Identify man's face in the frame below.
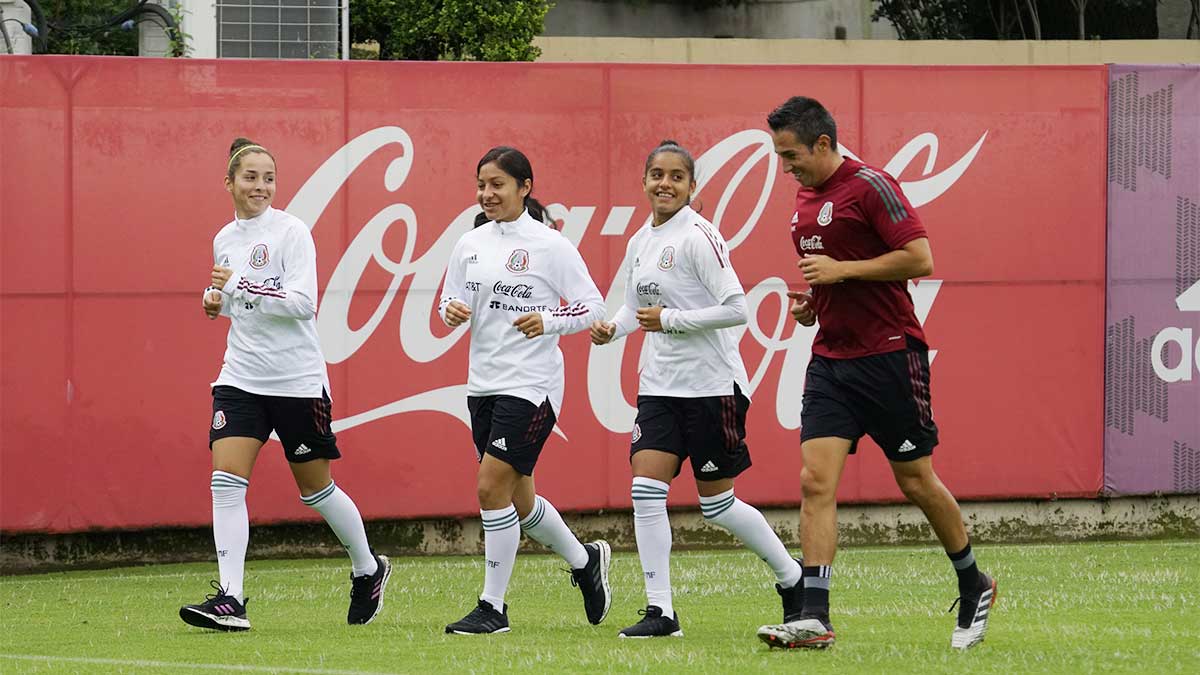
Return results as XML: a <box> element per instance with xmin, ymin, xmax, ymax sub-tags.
<box><xmin>772</xmin><ymin>129</ymin><xmax>829</xmax><ymax>188</ymax></box>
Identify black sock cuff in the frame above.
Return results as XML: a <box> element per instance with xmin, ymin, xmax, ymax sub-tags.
<box><xmin>948</xmin><ymin>542</ymin><xmax>973</xmax><ymax>562</ymax></box>
<box><xmin>802</xmin><ymin>565</ymin><xmax>832</xmax><ymax>579</ymax></box>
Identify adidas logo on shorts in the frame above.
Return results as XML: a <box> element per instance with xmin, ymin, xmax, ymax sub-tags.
<box><xmin>294</xmin><ymin>444</ymin><xmax>312</xmax><ymax>455</ymax></box>
<box><xmin>700</xmin><ymin>461</ymin><xmax>719</xmax><ymax>473</ymax></box>
<box><xmin>897</xmin><ymin>439</ymin><xmax>916</xmax><ymax>454</ymax></box>
<box><xmin>492</xmin><ymin>437</ymin><xmax>507</xmax><ymax>451</ymax></box>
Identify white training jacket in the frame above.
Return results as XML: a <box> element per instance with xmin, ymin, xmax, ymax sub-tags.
<box><xmin>609</xmin><ymin>205</ymin><xmax>750</xmax><ymax>398</ymax></box>
<box><xmin>206</xmin><ymin>206</ymin><xmax>329</xmax><ymax>398</ymax></box>
<box><xmin>438</xmin><ymin>209</ymin><xmax>605</xmax><ymax>416</ymax></box>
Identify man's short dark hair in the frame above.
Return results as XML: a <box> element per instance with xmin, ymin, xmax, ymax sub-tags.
<box><xmin>767</xmin><ymin>96</ymin><xmax>838</xmax><ymax>150</ymax></box>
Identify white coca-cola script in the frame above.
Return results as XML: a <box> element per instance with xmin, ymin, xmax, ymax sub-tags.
<box><xmin>284</xmin><ymin>127</ymin><xmax>983</xmax><ymax>436</ymax></box>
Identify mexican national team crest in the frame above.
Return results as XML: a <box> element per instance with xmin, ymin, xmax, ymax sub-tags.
<box><xmin>506</xmin><ymin>249</ymin><xmax>529</xmax><ymax>274</ymax></box>
<box><xmin>631</xmin><ymin>423</ymin><xmax>641</xmax><ymax>444</ymax></box>
<box><xmin>212</xmin><ymin>410</ymin><xmax>226</xmax><ymax>430</ymax></box>
<box><xmin>658</xmin><ymin>246</ymin><xmax>676</xmax><ymax>271</ymax></box>
<box><xmin>817</xmin><ymin>201</ymin><xmax>834</xmax><ymax>226</ymax></box>
<box><xmin>249</xmin><ymin>243</ymin><xmax>270</xmax><ymax>269</ymax></box>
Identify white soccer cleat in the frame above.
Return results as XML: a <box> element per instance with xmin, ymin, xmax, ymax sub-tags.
<box><xmin>756</xmin><ymin>616</ymin><xmax>835</xmax><ymax>649</ymax></box>
<box><xmin>951</xmin><ymin>575</ymin><xmax>997</xmax><ymax>650</ymax></box>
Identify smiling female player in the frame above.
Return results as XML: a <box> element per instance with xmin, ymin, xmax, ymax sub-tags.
<box><xmin>592</xmin><ymin>140</ymin><xmax>804</xmax><ymax>638</ymax></box>
<box><xmin>180</xmin><ymin>138</ymin><xmax>390</xmax><ymax>632</ymax></box>
<box><xmin>439</xmin><ymin>146</ymin><xmax>612</xmax><ymax>635</ymax></box>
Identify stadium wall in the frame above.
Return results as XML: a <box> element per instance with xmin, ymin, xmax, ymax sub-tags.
<box><xmin>0</xmin><ymin>55</ymin><xmax>1132</xmax><ymax>535</ymax></box>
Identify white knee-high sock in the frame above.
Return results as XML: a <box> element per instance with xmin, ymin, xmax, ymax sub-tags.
<box><xmin>632</xmin><ymin>477</ymin><xmax>673</xmax><ymax>616</ymax></box>
<box><xmin>301</xmin><ymin>481</ymin><xmax>378</xmax><ymax>577</ymax></box>
<box><xmin>211</xmin><ymin>470</ymin><xmax>249</xmax><ymax>603</ymax></box>
<box><xmin>520</xmin><ymin>495</ymin><xmax>589</xmax><ymax>569</ymax></box>
<box><xmin>480</xmin><ymin>505</ymin><xmax>520</xmax><ymax>612</ymax></box>
<box><xmin>700</xmin><ymin>488</ymin><xmax>802</xmax><ymax>588</ymax></box>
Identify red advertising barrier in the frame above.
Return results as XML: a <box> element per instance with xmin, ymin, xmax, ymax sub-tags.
<box><xmin>0</xmin><ymin>58</ymin><xmax>1107</xmax><ymax>533</ymax></box>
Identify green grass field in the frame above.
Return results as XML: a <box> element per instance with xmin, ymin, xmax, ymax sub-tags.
<box><xmin>2</xmin><ymin>541</ymin><xmax>1198</xmax><ymax>674</ymax></box>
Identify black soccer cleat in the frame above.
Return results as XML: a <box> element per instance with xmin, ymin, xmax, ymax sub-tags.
<box><xmin>179</xmin><ymin>580</ymin><xmax>251</xmax><ymax>632</ymax></box>
<box><xmin>347</xmin><ymin>553</ymin><xmax>392</xmax><ymax>625</ymax></box>
<box><xmin>618</xmin><ymin>606</ymin><xmax>683</xmax><ymax>638</ymax></box>
<box><xmin>570</xmin><ymin>540</ymin><xmax>612</xmax><ymax>625</ymax></box>
<box><xmin>445</xmin><ymin>599</ymin><xmax>511</xmax><ymax>635</ymax></box>
<box><xmin>756</xmin><ymin>613</ymin><xmax>835</xmax><ymax>649</ymax></box>
<box><xmin>951</xmin><ymin>574</ymin><xmax>997</xmax><ymax>650</ymax></box>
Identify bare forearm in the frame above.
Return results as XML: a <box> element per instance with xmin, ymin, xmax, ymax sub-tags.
<box><xmin>841</xmin><ymin>248</ymin><xmax>932</xmax><ymax>281</ymax></box>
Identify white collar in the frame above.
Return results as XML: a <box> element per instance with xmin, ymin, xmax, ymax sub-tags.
<box><xmin>494</xmin><ymin>209</ymin><xmax>541</xmax><ymax>235</ymax></box>
<box><xmin>649</xmin><ymin>204</ymin><xmax>694</xmax><ymax>233</ymax></box>
<box><xmin>234</xmin><ymin>206</ymin><xmax>273</xmax><ymax>228</ymax></box>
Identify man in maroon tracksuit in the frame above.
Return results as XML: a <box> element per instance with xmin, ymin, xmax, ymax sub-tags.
<box><xmin>755</xmin><ymin>96</ymin><xmax>996</xmax><ymax>652</ymax></box>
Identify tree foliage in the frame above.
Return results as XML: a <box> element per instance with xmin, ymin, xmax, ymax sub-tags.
<box><xmin>38</xmin><ymin>0</ymin><xmax>140</xmax><ymax>55</ymax></box>
<box><xmin>351</xmin><ymin>0</ymin><xmax>553</xmax><ymax>61</ymax></box>
<box><xmin>871</xmin><ymin>0</ymin><xmax>973</xmax><ymax>39</ymax></box>
<box><xmin>872</xmin><ymin>0</ymin><xmax>1158</xmax><ymax>40</ymax></box>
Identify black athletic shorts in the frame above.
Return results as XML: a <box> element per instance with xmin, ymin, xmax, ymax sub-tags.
<box><xmin>800</xmin><ymin>335</ymin><xmax>938</xmax><ymax>462</ymax></box>
<box><xmin>630</xmin><ymin>384</ymin><xmax>752</xmax><ymax>481</ymax></box>
<box><xmin>467</xmin><ymin>395</ymin><xmax>556</xmax><ymax>476</ymax></box>
<box><xmin>209</xmin><ymin>385</ymin><xmax>340</xmax><ymax>463</ymax></box>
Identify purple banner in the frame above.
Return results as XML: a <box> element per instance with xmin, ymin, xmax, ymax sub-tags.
<box><xmin>1105</xmin><ymin>65</ymin><xmax>1200</xmax><ymax>496</ymax></box>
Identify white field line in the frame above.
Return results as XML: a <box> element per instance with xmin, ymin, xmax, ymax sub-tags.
<box><xmin>0</xmin><ymin>654</ymin><xmax>404</xmax><ymax>675</ymax></box>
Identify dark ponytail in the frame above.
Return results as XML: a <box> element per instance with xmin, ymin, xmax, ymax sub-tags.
<box><xmin>524</xmin><ymin>197</ymin><xmax>551</xmax><ymax>226</ymax></box>
<box><xmin>474</xmin><ymin>146</ymin><xmax>556</xmax><ymax>229</ymax></box>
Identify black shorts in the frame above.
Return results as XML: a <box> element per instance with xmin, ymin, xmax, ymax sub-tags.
<box><xmin>467</xmin><ymin>395</ymin><xmax>556</xmax><ymax>476</ymax></box>
<box><xmin>800</xmin><ymin>335</ymin><xmax>938</xmax><ymax>462</ymax></box>
<box><xmin>630</xmin><ymin>384</ymin><xmax>752</xmax><ymax>481</ymax></box>
<box><xmin>209</xmin><ymin>385</ymin><xmax>340</xmax><ymax>463</ymax></box>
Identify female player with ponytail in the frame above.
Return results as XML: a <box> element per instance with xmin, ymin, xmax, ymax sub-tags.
<box><xmin>180</xmin><ymin>138</ymin><xmax>390</xmax><ymax>632</ymax></box>
<box><xmin>439</xmin><ymin>146</ymin><xmax>612</xmax><ymax>634</ymax></box>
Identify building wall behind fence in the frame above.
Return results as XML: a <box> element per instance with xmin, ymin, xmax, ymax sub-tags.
<box><xmin>533</xmin><ymin>37</ymin><xmax>1200</xmax><ymax>65</ymax></box>
<box><xmin>542</xmin><ymin>0</ymin><xmax>897</xmax><ymax>40</ymax></box>
<box><xmin>1</xmin><ymin>57</ymin><xmax>1109</xmax><ymax>533</ymax></box>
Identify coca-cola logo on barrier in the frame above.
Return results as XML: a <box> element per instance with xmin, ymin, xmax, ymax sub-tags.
<box><xmin>283</xmin><ymin>126</ymin><xmax>987</xmax><ymax>437</ymax></box>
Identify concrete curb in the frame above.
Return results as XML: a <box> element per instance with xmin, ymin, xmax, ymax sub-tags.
<box><xmin>2</xmin><ymin>495</ymin><xmax>1196</xmax><ymax>574</ymax></box>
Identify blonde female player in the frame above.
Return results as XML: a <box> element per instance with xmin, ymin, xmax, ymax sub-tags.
<box><xmin>439</xmin><ymin>146</ymin><xmax>612</xmax><ymax>635</ymax></box>
<box><xmin>179</xmin><ymin>138</ymin><xmax>390</xmax><ymax>632</ymax></box>
<box><xmin>591</xmin><ymin>140</ymin><xmax>804</xmax><ymax>638</ymax></box>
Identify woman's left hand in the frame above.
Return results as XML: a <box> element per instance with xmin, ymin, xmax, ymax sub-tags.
<box><xmin>202</xmin><ymin>289</ymin><xmax>224</xmax><ymax>319</ymax></box>
<box><xmin>636</xmin><ymin>306</ymin><xmax>664</xmax><ymax>332</ymax></box>
<box><xmin>514</xmin><ymin>312</ymin><xmax>544</xmax><ymax>338</ymax></box>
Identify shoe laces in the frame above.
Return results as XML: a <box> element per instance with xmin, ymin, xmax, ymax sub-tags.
<box><xmin>204</xmin><ymin>579</ymin><xmax>231</xmax><ymax>602</ymax></box>
<box><xmin>470</xmin><ymin>599</ymin><xmax>498</xmax><ymax>618</ymax></box>
<box><xmin>947</xmin><ymin>596</ymin><xmax>976</xmax><ymax>628</ymax></box>
<box><xmin>568</xmin><ymin>565</ymin><xmax>587</xmax><ymax>588</ymax></box>
<box><xmin>350</xmin><ymin>573</ymin><xmax>373</xmax><ymax>601</ymax></box>
<box><xmin>637</xmin><ymin>606</ymin><xmax>663</xmax><ymax>620</ymax></box>
<box><xmin>350</xmin><ymin>555</ymin><xmax>384</xmax><ymax>601</ymax></box>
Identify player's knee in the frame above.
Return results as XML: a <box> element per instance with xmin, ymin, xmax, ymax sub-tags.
<box><xmin>800</xmin><ymin>467</ymin><xmax>835</xmax><ymax>501</ymax></box>
<box><xmin>475</xmin><ymin>481</ymin><xmax>495</xmax><ymax>506</ymax></box>
<box><xmin>212</xmin><ymin>459</ymin><xmax>250</xmax><ymax>479</ymax></box>
<box><xmin>895</xmin><ymin>472</ymin><xmax>933</xmax><ymax>502</ymax></box>
<box><xmin>296</xmin><ymin>477</ymin><xmax>330</xmax><ymax>499</ymax></box>
<box><xmin>476</xmin><ymin>478</ymin><xmax>510</xmax><ymax>508</ymax></box>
